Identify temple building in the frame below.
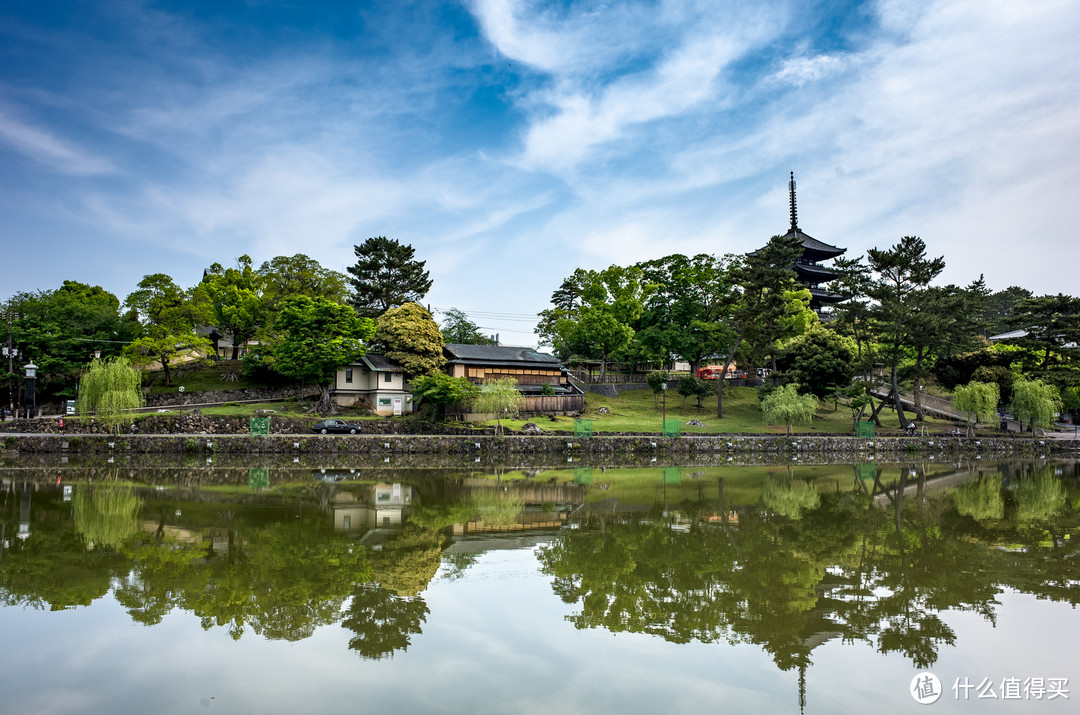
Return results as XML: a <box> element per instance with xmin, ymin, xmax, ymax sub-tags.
<box><xmin>761</xmin><ymin>172</ymin><xmax>847</xmax><ymax>311</ymax></box>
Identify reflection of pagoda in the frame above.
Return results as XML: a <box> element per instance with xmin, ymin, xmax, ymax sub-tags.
<box><xmin>772</xmin><ymin>172</ymin><xmax>846</xmax><ymax>311</ymax></box>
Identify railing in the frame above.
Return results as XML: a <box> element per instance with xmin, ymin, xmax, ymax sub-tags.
<box><xmin>445</xmin><ymin>392</ymin><xmax>584</xmax><ymax>421</ymax></box>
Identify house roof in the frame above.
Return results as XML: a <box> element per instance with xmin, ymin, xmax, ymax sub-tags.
<box><xmin>360</xmin><ymin>353</ymin><xmax>403</xmax><ymax>372</ymax></box>
<box><xmin>443</xmin><ymin>344</ymin><xmax>565</xmax><ymax>368</ymax></box>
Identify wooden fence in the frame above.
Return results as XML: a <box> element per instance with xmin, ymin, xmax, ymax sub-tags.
<box><xmin>446</xmin><ymin>392</ymin><xmax>585</xmax><ymax>421</ymax></box>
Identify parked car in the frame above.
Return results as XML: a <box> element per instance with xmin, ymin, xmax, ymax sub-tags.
<box><xmin>312</xmin><ymin>419</ymin><xmax>360</xmax><ymax>434</ymax></box>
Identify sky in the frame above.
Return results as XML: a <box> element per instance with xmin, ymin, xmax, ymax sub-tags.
<box><xmin>1</xmin><ymin>0</ymin><xmax>1078</xmax><ymax>346</ymax></box>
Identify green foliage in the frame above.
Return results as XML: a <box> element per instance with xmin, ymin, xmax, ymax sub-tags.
<box><xmin>537</xmin><ymin>265</ymin><xmax>655</xmax><ymax>380</ymax></box>
<box><xmin>952</xmin><ymin>381</ymin><xmax>1000</xmax><ymax>427</ymax></box>
<box><xmin>410</xmin><ymin>373</ymin><xmax>479</xmax><ymax>421</ymax></box>
<box><xmin>77</xmin><ymin>357</ymin><xmax>145</xmax><ymax>433</ymax></box>
<box><xmin>760</xmin><ymin>383</ymin><xmax>818</xmax><ymax>435</ymax></box>
<box><xmin>257</xmin><ymin>253</ymin><xmax>348</xmax><ymax>316</ymax></box>
<box><xmin>1009</xmin><ymin>293</ymin><xmax>1080</xmax><ymax>371</ymax></box>
<box><xmin>762</xmin><ymin>475</ymin><xmax>820</xmax><ymax>519</ymax></box>
<box><xmin>193</xmin><ymin>255</ymin><xmax>263</xmax><ymax>360</ymax></box>
<box><xmin>375</xmin><ymin>302</ymin><xmax>445</xmax><ymax>380</ymax></box>
<box><xmin>474</xmin><ymin>377</ymin><xmax>525</xmax><ymax>434</ymax></box>
<box><xmin>1008</xmin><ymin>378</ymin><xmax>1062</xmax><ymax>433</ymax></box>
<box><xmin>347</xmin><ymin>236</ymin><xmax>432</xmax><ymax>318</ymax></box>
<box><xmin>124</xmin><ymin>273</ymin><xmax>212</xmax><ymax>386</ymax></box>
<box><xmin>73</xmin><ymin>483</ymin><xmax>143</xmax><ymax>550</ymax></box>
<box><xmin>933</xmin><ymin>348</ymin><xmax>1012</xmax><ymax>390</ymax></box>
<box><xmin>971</xmin><ymin>365</ymin><xmax>1016</xmax><ymax>404</ymax></box>
<box><xmin>635</xmin><ymin>253</ymin><xmax>739</xmax><ymax>369</ymax></box>
<box><xmin>439</xmin><ymin>308</ymin><xmax>495</xmax><ymax>345</ymax></box>
<box><xmin>776</xmin><ymin>326</ymin><xmax>855</xmax><ymax>398</ymax></box>
<box><xmin>953</xmin><ymin>478</ymin><xmax>1004</xmax><ymax>522</ymax></box>
<box><xmin>6</xmin><ymin>281</ymin><xmax>137</xmax><ymax>399</ymax></box>
<box><xmin>272</xmin><ymin>296</ymin><xmax>374</xmax><ymax>413</ymax></box>
<box><xmin>676</xmin><ymin>374</ymin><xmax>714</xmax><ymax>407</ymax></box>
<box><xmin>1011</xmin><ymin>472</ymin><xmax>1066</xmax><ymax>522</ymax></box>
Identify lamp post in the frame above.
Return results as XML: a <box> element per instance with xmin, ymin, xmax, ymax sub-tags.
<box><xmin>24</xmin><ymin>362</ymin><xmax>37</xmax><ymax>419</ymax></box>
<box><xmin>178</xmin><ymin>386</ymin><xmax>185</xmax><ymax>419</ymax></box>
<box><xmin>661</xmin><ymin>382</ymin><xmax>667</xmax><ymax>434</ymax></box>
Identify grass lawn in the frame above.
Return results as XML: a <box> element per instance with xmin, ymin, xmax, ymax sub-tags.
<box><xmin>490</xmin><ymin>385</ymin><xmax>959</xmax><ymax>435</ymax></box>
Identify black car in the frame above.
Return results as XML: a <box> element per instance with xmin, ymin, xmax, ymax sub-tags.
<box><xmin>312</xmin><ymin>419</ymin><xmax>360</xmax><ymax>434</ymax></box>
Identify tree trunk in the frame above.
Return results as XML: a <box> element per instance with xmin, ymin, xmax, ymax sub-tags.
<box><xmin>312</xmin><ymin>385</ymin><xmax>337</xmax><ymax>415</ymax></box>
<box><xmin>715</xmin><ymin>329</ymin><xmax>745</xmax><ymax>419</ymax></box>
<box><xmin>890</xmin><ymin>364</ymin><xmax>907</xmax><ymax>427</ymax></box>
<box><xmin>161</xmin><ymin>353</ymin><xmax>172</xmax><ymax>387</ymax></box>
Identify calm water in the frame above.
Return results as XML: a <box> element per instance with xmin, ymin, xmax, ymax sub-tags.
<box><xmin>2</xmin><ymin>457</ymin><xmax>1079</xmax><ymax>714</ymax></box>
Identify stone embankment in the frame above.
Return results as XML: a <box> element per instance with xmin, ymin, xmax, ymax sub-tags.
<box><xmin>2</xmin><ymin>430</ymin><xmax>1076</xmax><ymax>459</ymax></box>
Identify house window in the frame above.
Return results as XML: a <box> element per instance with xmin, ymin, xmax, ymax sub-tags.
<box><xmin>345</xmin><ymin>367</ymin><xmax>353</xmax><ymax>383</ymax></box>
<box><xmin>379</xmin><ymin>398</ymin><xmax>392</xmax><ymax>407</ymax></box>
<box><xmin>384</xmin><ymin>372</ymin><xmax>392</xmax><ymax>383</ymax></box>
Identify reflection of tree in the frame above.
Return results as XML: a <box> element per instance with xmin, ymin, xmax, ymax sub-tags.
<box><xmin>342</xmin><ymin>582</ymin><xmax>429</xmax><ymax>660</ymax></box>
<box><xmin>0</xmin><ymin>524</ymin><xmax>124</xmax><ymax>610</ymax></box>
<box><xmin>1011</xmin><ymin>471</ymin><xmax>1066</xmax><ymax>523</ymax></box>
<box><xmin>369</xmin><ymin>525</ymin><xmax>447</xmax><ymax>597</ymax></box>
<box><xmin>953</xmin><ymin>477</ymin><xmax>1004</xmax><ymax>522</ymax></box>
<box><xmin>539</xmin><ymin>468</ymin><xmax>1080</xmax><ymax>678</ymax></box>
<box><xmin>440</xmin><ymin>552</ymin><xmax>480</xmax><ymax>581</ymax></box>
<box><xmin>73</xmin><ymin>482</ymin><xmax>142</xmax><ymax>550</ymax></box>
<box><xmin>761</xmin><ymin>474</ymin><xmax>819</xmax><ymax>520</ymax></box>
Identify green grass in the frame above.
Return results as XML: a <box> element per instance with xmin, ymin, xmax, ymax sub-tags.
<box><xmin>492</xmin><ymin>385</ymin><xmax>959</xmax><ymax>435</ymax></box>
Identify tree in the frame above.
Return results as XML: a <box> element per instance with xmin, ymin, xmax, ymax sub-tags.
<box><xmin>951</xmin><ymin>381</ymin><xmax>1000</xmax><ymax>436</ymax></box>
<box><xmin>375</xmin><ymin>303</ymin><xmax>444</xmax><ymax>380</ymax></box>
<box><xmin>194</xmin><ymin>255</ymin><xmax>264</xmax><ymax>360</ymax></box>
<box><xmin>716</xmin><ymin>234</ymin><xmax>803</xmax><ymax>418</ymax></box>
<box><xmin>635</xmin><ymin>253</ymin><xmax>739</xmax><ymax>372</ymax></box>
<box><xmin>1010</xmin><ymin>294</ymin><xmax>1080</xmax><ymax>371</ymax></box>
<box><xmin>76</xmin><ymin>357</ymin><xmax>145</xmax><ymax>433</ymax></box>
<box><xmin>6</xmin><ymin>282</ymin><xmax>137</xmax><ymax>400</ymax></box>
<box><xmin>439</xmin><ymin>308</ymin><xmax>495</xmax><ymax>345</ymax></box>
<box><xmin>271</xmin><ymin>296</ymin><xmax>375</xmax><ymax>414</ymax></box>
<box><xmin>646</xmin><ymin>370</ymin><xmax>670</xmax><ymax>408</ymax></box>
<box><xmin>866</xmin><ymin>236</ymin><xmax>946</xmax><ymax>426</ymax></box>
<box><xmin>257</xmin><ymin>254</ymin><xmax>348</xmax><ymax>312</ymax></box>
<box><xmin>760</xmin><ymin>383</ymin><xmax>818</xmax><ymax>435</ymax></box>
<box><xmin>473</xmin><ymin>377</ymin><xmax>525</xmax><ymax>435</ymax></box>
<box><xmin>347</xmin><ymin>237</ymin><xmax>432</xmax><ymax>318</ymax></box>
<box><xmin>1008</xmin><ymin>378</ymin><xmax>1062</xmax><ymax>434</ymax></box>
<box><xmin>537</xmin><ymin>265</ymin><xmax>655</xmax><ymax>381</ymax></box>
<box><xmin>775</xmin><ymin>326</ymin><xmax>856</xmax><ymax>398</ymax></box>
<box><xmin>410</xmin><ymin>373</ymin><xmax>478</xmax><ymax>422</ymax></box>
<box><xmin>124</xmin><ymin>274</ymin><xmax>212</xmax><ymax>387</ymax></box>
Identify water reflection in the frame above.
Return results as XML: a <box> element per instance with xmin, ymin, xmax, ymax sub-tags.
<box><xmin>1</xmin><ymin>459</ymin><xmax>1078</xmax><ymax>687</ymax></box>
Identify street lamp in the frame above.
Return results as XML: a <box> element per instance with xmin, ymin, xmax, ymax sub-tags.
<box><xmin>661</xmin><ymin>382</ymin><xmax>667</xmax><ymax>433</ymax></box>
<box><xmin>178</xmin><ymin>385</ymin><xmax>185</xmax><ymax>419</ymax></box>
<box><xmin>24</xmin><ymin>362</ymin><xmax>37</xmax><ymax>419</ymax></box>
<box><xmin>93</xmin><ymin>349</ymin><xmax>101</xmax><ymax>360</ymax></box>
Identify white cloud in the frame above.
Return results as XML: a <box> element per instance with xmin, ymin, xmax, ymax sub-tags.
<box><xmin>0</xmin><ymin>108</ymin><xmax>114</xmax><ymax>175</ymax></box>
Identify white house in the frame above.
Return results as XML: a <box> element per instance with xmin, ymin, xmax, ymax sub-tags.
<box><xmin>332</xmin><ymin>353</ymin><xmax>414</xmax><ymax>415</ymax></box>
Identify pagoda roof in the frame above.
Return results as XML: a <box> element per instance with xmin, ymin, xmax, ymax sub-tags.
<box><xmin>793</xmin><ymin>261</ymin><xmax>840</xmax><ymax>282</ymax></box>
<box><xmin>782</xmin><ymin>226</ymin><xmax>846</xmax><ymax>261</ymax></box>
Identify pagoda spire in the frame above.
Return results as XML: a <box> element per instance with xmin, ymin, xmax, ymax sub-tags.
<box><xmin>789</xmin><ymin>171</ymin><xmax>798</xmax><ymax>230</ymax></box>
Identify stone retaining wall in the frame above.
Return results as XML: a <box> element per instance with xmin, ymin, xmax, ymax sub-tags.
<box><xmin>2</xmin><ymin>432</ymin><xmax>1076</xmax><ymax>459</ymax></box>
<box><xmin>144</xmin><ymin>385</ymin><xmax>319</xmax><ymax>407</ymax></box>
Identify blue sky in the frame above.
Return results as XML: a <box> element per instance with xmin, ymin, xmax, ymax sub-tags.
<box><xmin>2</xmin><ymin>0</ymin><xmax>1078</xmax><ymax>345</ymax></box>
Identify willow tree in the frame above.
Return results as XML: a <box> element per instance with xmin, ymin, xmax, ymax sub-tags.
<box><xmin>760</xmin><ymin>383</ymin><xmax>818</xmax><ymax>435</ymax></box>
<box><xmin>1009</xmin><ymin>378</ymin><xmax>1061</xmax><ymax>435</ymax></box>
<box><xmin>474</xmin><ymin>377</ymin><xmax>525</xmax><ymax>435</ymax></box>
<box><xmin>951</xmin><ymin>381</ymin><xmax>1000</xmax><ymax>436</ymax></box>
<box><xmin>77</xmin><ymin>357</ymin><xmax>145</xmax><ymax>433</ymax></box>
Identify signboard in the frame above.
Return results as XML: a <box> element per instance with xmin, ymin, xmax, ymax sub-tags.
<box><xmin>65</xmin><ymin>400</ymin><xmax>76</xmax><ymax>416</ymax></box>
<box><xmin>393</xmin><ymin>398</ymin><xmax>402</xmax><ymax>416</ymax></box>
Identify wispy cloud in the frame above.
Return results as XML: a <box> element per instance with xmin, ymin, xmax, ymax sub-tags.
<box><xmin>0</xmin><ymin>107</ymin><xmax>114</xmax><ymax>175</ymax></box>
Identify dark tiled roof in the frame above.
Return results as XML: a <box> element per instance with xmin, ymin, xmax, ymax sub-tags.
<box><xmin>781</xmin><ymin>227</ymin><xmax>846</xmax><ymax>260</ymax></box>
<box><xmin>361</xmin><ymin>353</ymin><xmax>402</xmax><ymax>371</ymax></box>
<box><xmin>443</xmin><ymin>344</ymin><xmax>564</xmax><ymax>367</ymax></box>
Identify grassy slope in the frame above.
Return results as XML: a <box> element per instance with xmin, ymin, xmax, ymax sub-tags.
<box><xmin>493</xmin><ymin>385</ymin><xmax>957</xmax><ymax>435</ymax></box>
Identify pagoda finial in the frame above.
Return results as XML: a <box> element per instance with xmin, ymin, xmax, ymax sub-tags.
<box><xmin>789</xmin><ymin>171</ymin><xmax>798</xmax><ymax>231</ymax></box>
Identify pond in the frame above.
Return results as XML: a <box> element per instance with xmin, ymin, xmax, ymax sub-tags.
<box><xmin>2</xmin><ymin>456</ymin><xmax>1079</xmax><ymax>713</ymax></box>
